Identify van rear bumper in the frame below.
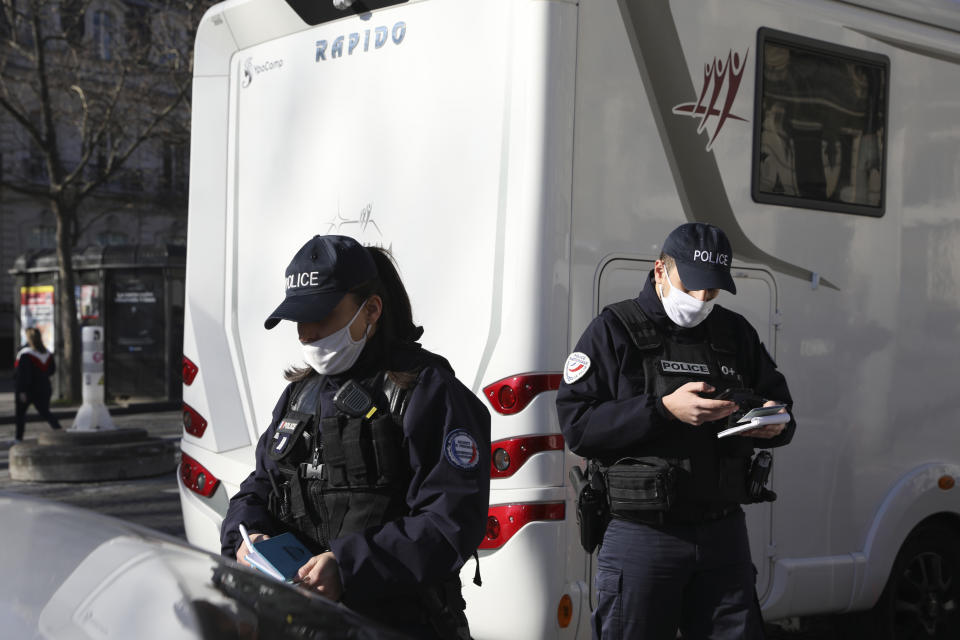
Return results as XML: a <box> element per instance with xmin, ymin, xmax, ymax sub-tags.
<box><xmin>461</xmin><ymin>520</ymin><xmax>586</xmax><ymax>639</ymax></box>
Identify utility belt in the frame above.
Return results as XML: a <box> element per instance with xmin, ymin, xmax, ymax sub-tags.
<box><xmin>571</xmin><ymin>452</ymin><xmax>776</xmax><ymax>551</ymax></box>
<box><xmin>616</xmin><ymin>503</ymin><xmax>742</xmax><ymax>526</ymax></box>
<box><xmin>607</xmin><ymin>458</ymin><xmax>741</xmax><ymax>525</ymax></box>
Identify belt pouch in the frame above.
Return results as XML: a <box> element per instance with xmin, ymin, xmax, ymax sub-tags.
<box><xmin>606</xmin><ymin>457</ymin><xmax>676</xmax><ymax>513</ymax></box>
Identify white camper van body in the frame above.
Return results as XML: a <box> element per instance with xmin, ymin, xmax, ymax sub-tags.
<box><xmin>180</xmin><ymin>0</ymin><xmax>960</xmax><ymax>637</ymax></box>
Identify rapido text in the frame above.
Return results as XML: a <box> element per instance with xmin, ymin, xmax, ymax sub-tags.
<box><xmin>316</xmin><ymin>22</ymin><xmax>407</xmax><ymax>61</ymax></box>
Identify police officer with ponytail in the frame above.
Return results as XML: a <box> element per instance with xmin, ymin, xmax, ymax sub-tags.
<box><xmin>221</xmin><ymin>235</ymin><xmax>490</xmax><ymax>639</ymax></box>
<box><xmin>557</xmin><ymin>223</ymin><xmax>795</xmax><ymax>639</ymax></box>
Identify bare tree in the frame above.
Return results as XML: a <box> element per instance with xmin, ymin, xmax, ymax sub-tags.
<box><xmin>0</xmin><ymin>0</ymin><xmax>212</xmax><ymax>401</ymax></box>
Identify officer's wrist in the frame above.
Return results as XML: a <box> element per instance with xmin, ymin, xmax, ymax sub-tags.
<box><xmin>654</xmin><ymin>397</ymin><xmax>674</xmax><ymax>422</ymax></box>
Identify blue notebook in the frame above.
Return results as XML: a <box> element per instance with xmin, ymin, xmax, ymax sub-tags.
<box><xmin>246</xmin><ymin>532</ymin><xmax>314</xmax><ymax>582</ymax></box>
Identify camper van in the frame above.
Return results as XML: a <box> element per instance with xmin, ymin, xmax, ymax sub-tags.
<box><xmin>179</xmin><ymin>0</ymin><xmax>960</xmax><ymax>637</ymax></box>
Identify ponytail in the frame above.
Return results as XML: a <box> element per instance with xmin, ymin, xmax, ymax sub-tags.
<box><xmin>350</xmin><ymin>246</ymin><xmax>423</xmax><ymax>344</ymax></box>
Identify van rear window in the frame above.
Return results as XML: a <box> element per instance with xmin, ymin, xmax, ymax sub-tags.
<box><xmin>752</xmin><ymin>28</ymin><xmax>889</xmax><ymax>217</ymax></box>
<box><xmin>284</xmin><ymin>0</ymin><xmax>408</xmax><ymax>26</ymax></box>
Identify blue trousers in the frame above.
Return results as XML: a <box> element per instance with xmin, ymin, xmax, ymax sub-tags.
<box><xmin>593</xmin><ymin>511</ymin><xmax>765</xmax><ymax>640</ymax></box>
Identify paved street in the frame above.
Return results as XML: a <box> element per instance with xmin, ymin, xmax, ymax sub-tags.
<box><xmin>0</xmin><ymin>371</ymin><xmax>185</xmax><ymax>539</ymax></box>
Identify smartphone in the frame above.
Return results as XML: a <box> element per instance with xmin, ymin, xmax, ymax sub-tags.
<box><xmin>736</xmin><ymin>404</ymin><xmax>788</xmax><ymax>424</ymax></box>
<box><xmin>714</xmin><ymin>387</ymin><xmax>753</xmax><ymax>401</ymax></box>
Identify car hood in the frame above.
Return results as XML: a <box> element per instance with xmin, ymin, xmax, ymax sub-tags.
<box><xmin>0</xmin><ymin>494</ymin><xmax>410</xmax><ymax>639</ymax></box>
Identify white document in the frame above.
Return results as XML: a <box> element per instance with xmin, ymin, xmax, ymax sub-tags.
<box><xmin>239</xmin><ymin>523</ymin><xmax>284</xmax><ymax>581</ymax></box>
<box><xmin>717</xmin><ymin>405</ymin><xmax>790</xmax><ymax>439</ymax></box>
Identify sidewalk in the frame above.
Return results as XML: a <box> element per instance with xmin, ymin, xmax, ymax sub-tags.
<box><xmin>0</xmin><ymin>368</ymin><xmax>178</xmax><ymax>427</ymax></box>
<box><xmin>0</xmin><ymin>368</ymin><xmax>185</xmax><ymax>537</ymax></box>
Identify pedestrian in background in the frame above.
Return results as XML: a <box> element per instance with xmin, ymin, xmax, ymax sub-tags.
<box><xmin>13</xmin><ymin>327</ymin><xmax>62</xmax><ymax>443</ymax></box>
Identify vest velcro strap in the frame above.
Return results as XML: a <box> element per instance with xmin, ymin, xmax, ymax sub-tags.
<box><xmin>371</xmin><ymin>415</ymin><xmax>402</xmax><ymax>484</ymax></box>
<box><xmin>288</xmin><ymin>474</ymin><xmax>309</xmax><ymax>519</ymax></box>
<box><xmin>324</xmin><ymin>489</ymin><xmax>351</xmax><ymax>540</ymax></box>
<box><xmin>341</xmin><ymin>418</ymin><xmax>372</xmax><ymax>486</ymax></box>
<box><xmin>605</xmin><ymin>299</ymin><xmax>661</xmax><ymax>350</ymax></box>
<box><xmin>321</xmin><ymin>415</ymin><xmax>349</xmax><ymax>487</ymax></box>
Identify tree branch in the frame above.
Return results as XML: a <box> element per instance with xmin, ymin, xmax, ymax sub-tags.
<box><xmin>0</xmin><ymin>177</ymin><xmax>49</xmax><ymax>198</ymax></box>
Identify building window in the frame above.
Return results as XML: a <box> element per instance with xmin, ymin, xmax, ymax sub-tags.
<box><xmin>24</xmin><ymin>146</ymin><xmax>47</xmax><ymax>183</ymax></box>
<box><xmin>162</xmin><ymin>141</ymin><xmax>187</xmax><ymax>194</ymax></box>
<box><xmin>752</xmin><ymin>28</ymin><xmax>888</xmax><ymax>217</ymax></box>
<box><xmin>28</xmin><ymin>224</ymin><xmax>55</xmax><ymax>249</ymax></box>
<box><xmin>61</xmin><ymin>0</ymin><xmax>86</xmax><ymax>44</ymax></box>
<box><xmin>92</xmin><ymin>10</ymin><xmax>114</xmax><ymax>60</ymax></box>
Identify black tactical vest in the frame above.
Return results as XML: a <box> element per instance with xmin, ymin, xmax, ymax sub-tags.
<box><xmin>606</xmin><ymin>299</ymin><xmax>755</xmax><ymax>509</ymax></box>
<box><xmin>266</xmin><ymin>357</ymin><xmax>473</xmax><ymax>637</ymax></box>
<box><xmin>266</xmin><ymin>370</ymin><xmax>411</xmax><ymax>551</ymax></box>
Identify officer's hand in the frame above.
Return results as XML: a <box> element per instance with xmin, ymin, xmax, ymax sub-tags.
<box><xmin>295</xmin><ymin>551</ymin><xmax>343</xmax><ymax>601</ymax></box>
<box><xmin>17</xmin><ymin>392</ymin><xmax>27</xmax><ymax>403</ymax></box>
<box><xmin>662</xmin><ymin>382</ymin><xmax>738</xmax><ymax>426</ymax></box>
<box><xmin>236</xmin><ymin>532</ymin><xmax>270</xmax><ymax>566</ymax></box>
<box><xmin>742</xmin><ymin>400</ymin><xmax>789</xmax><ymax>439</ymax></box>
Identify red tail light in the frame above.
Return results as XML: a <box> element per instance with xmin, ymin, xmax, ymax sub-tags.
<box><xmin>479</xmin><ymin>502</ymin><xmax>565</xmax><ymax>549</ymax></box>
<box><xmin>182</xmin><ymin>355</ymin><xmax>198</xmax><ymax>385</ymax></box>
<box><xmin>483</xmin><ymin>373</ymin><xmax>562</xmax><ymax>415</ymax></box>
<box><xmin>180</xmin><ymin>452</ymin><xmax>220</xmax><ymax>498</ymax></box>
<box><xmin>182</xmin><ymin>403</ymin><xmax>208</xmax><ymax>438</ymax></box>
<box><xmin>491</xmin><ymin>434</ymin><xmax>564</xmax><ymax>478</ymax></box>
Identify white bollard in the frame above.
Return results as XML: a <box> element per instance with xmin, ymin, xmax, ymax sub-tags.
<box><xmin>71</xmin><ymin>326</ymin><xmax>116</xmax><ymax>431</ymax></box>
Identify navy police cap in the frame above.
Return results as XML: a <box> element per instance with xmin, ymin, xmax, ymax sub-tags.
<box><xmin>662</xmin><ymin>223</ymin><xmax>737</xmax><ymax>294</ymax></box>
<box><xmin>264</xmin><ymin>235</ymin><xmax>377</xmax><ymax>329</ymax></box>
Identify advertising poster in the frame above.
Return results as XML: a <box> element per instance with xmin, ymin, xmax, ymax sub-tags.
<box><xmin>77</xmin><ymin>284</ymin><xmax>101</xmax><ymax>322</ymax></box>
<box><xmin>20</xmin><ymin>285</ymin><xmax>55</xmax><ymax>352</ymax></box>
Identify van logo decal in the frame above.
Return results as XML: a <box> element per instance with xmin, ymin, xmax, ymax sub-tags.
<box><xmin>324</xmin><ymin>203</ymin><xmax>383</xmax><ymax>237</ymax></box>
<box><xmin>241</xmin><ymin>57</ymin><xmax>284</xmax><ymax>89</ymax></box>
<box><xmin>672</xmin><ymin>49</ymin><xmax>749</xmax><ymax>151</ymax></box>
<box><xmin>315</xmin><ymin>22</ymin><xmax>406</xmax><ymax>61</ymax></box>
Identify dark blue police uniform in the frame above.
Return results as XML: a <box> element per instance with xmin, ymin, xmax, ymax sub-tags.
<box><xmin>221</xmin><ymin>234</ymin><xmax>490</xmax><ymax>639</ymax></box>
<box><xmin>557</xmin><ymin>271</ymin><xmax>795</xmax><ymax>640</ymax></box>
<box><xmin>222</xmin><ymin>337</ymin><xmax>490</xmax><ymax>637</ymax></box>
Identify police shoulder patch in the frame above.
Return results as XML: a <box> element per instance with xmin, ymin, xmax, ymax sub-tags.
<box><xmin>563</xmin><ymin>351</ymin><xmax>591</xmax><ymax>384</ymax></box>
<box><xmin>444</xmin><ymin>429</ymin><xmax>480</xmax><ymax>471</ymax></box>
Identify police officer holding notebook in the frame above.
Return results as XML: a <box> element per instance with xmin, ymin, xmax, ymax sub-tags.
<box><xmin>221</xmin><ymin>235</ymin><xmax>490</xmax><ymax>639</ymax></box>
<box><xmin>557</xmin><ymin>223</ymin><xmax>795</xmax><ymax>639</ymax></box>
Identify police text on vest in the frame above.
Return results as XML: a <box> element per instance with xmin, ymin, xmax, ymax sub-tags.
<box><xmin>660</xmin><ymin>360</ymin><xmax>711</xmax><ymax>375</ymax></box>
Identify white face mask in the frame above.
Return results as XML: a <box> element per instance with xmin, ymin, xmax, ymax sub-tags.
<box><xmin>658</xmin><ymin>268</ymin><xmax>715</xmax><ymax>328</ymax></box>
<box><xmin>301</xmin><ymin>302</ymin><xmax>370</xmax><ymax>375</ymax></box>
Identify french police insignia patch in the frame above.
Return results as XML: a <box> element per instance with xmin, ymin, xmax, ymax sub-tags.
<box><xmin>444</xmin><ymin>429</ymin><xmax>480</xmax><ymax>470</ymax></box>
<box><xmin>563</xmin><ymin>352</ymin><xmax>591</xmax><ymax>384</ymax></box>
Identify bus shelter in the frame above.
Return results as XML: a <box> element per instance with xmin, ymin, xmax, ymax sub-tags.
<box><xmin>10</xmin><ymin>245</ymin><xmax>185</xmax><ymax>402</ymax></box>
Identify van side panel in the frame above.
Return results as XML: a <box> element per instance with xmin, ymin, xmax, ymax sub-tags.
<box><xmin>576</xmin><ymin>0</ymin><xmax>960</xmax><ymax>620</ymax></box>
